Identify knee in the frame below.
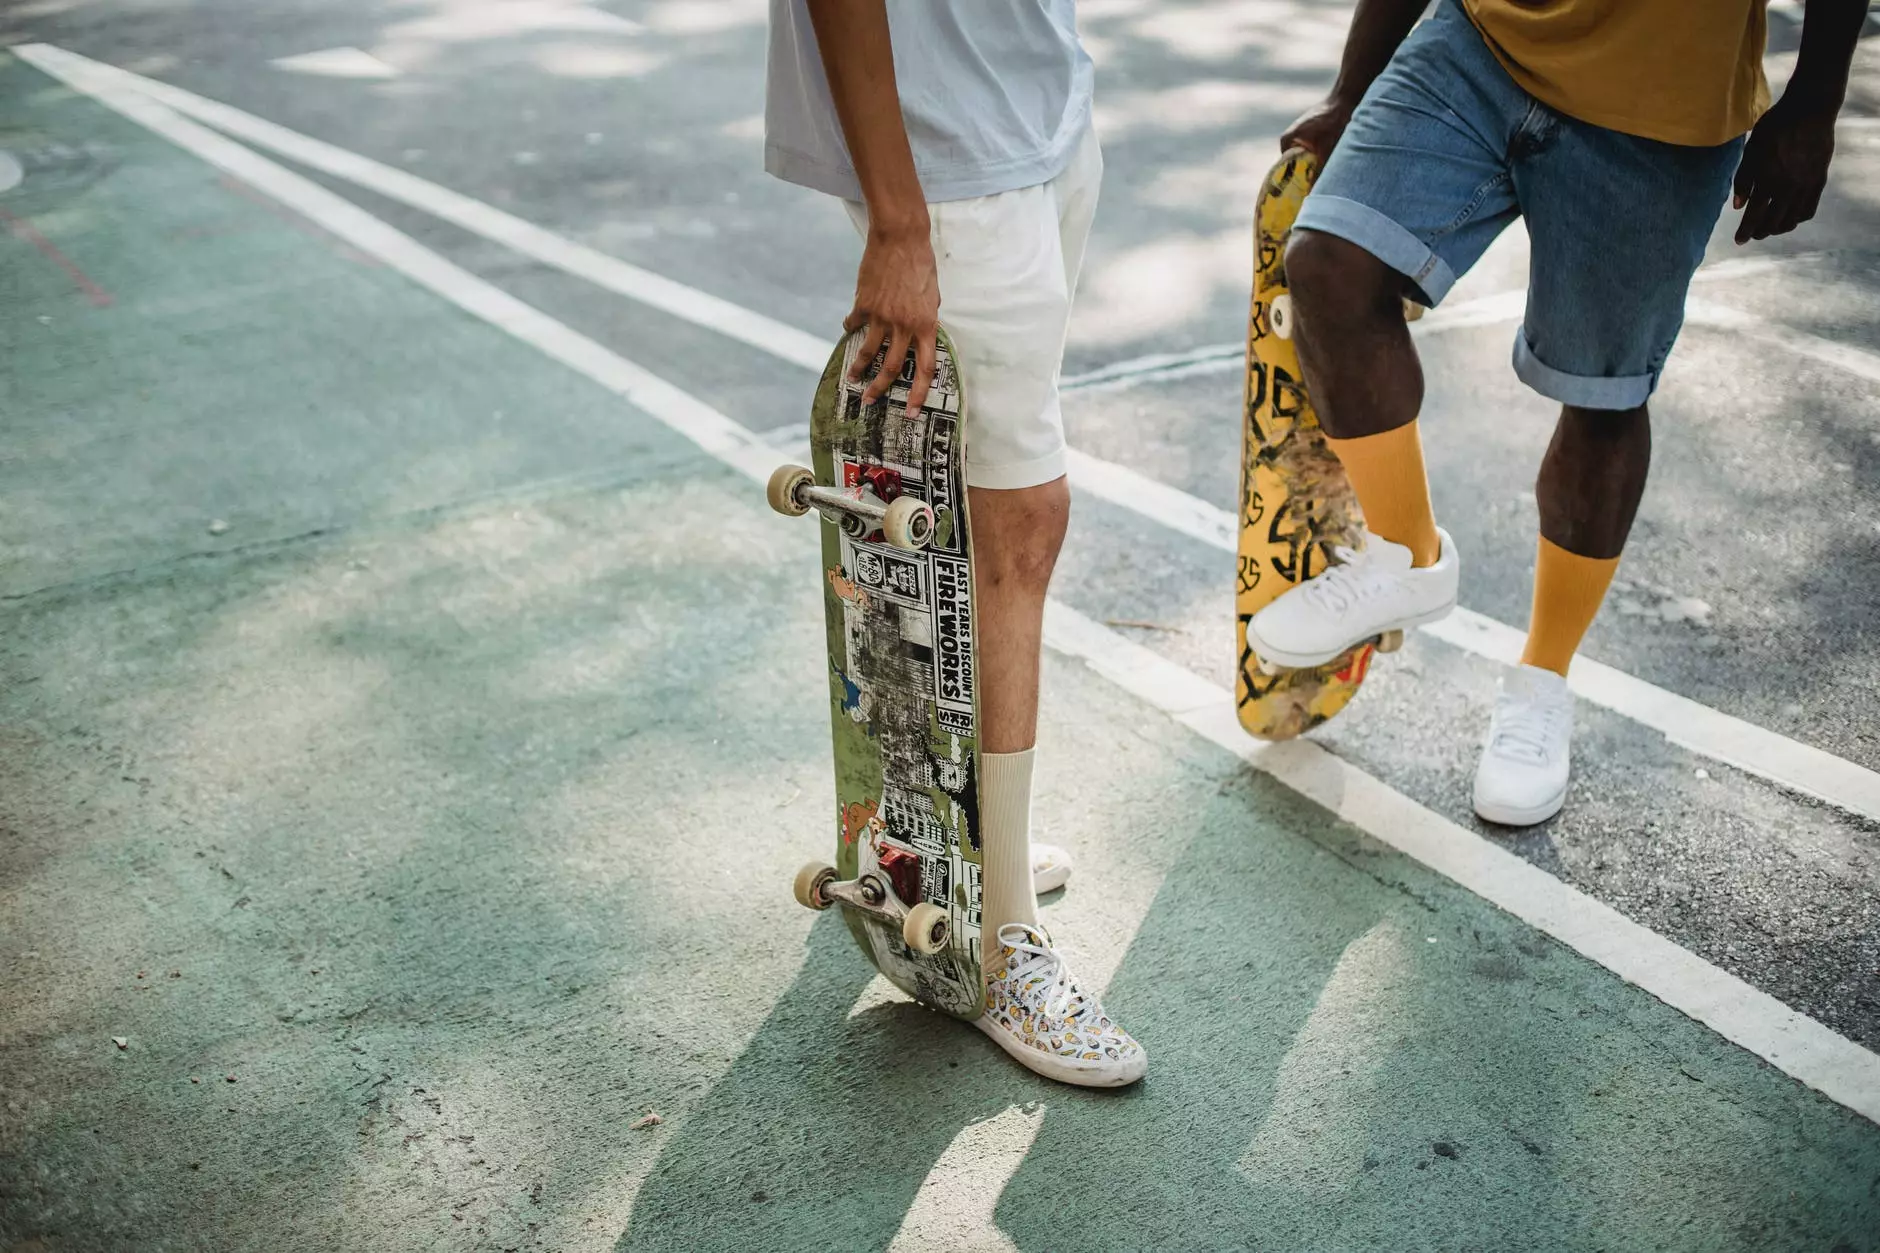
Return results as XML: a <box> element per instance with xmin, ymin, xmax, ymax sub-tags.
<box><xmin>974</xmin><ymin>482</ymin><xmax>1068</xmax><ymax>591</ymax></box>
<box><xmin>1284</xmin><ymin>229</ymin><xmax>1400</xmax><ymax>326</ymax></box>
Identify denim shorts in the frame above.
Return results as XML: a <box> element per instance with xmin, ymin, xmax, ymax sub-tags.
<box><xmin>1296</xmin><ymin>0</ymin><xmax>1746</xmax><ymax>409</ymax></box>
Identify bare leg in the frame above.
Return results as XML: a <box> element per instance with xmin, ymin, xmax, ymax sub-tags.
<box><xmin>1285</xmin><ymin>229</ymin><xmax>1423</xmax><ymax>441</ymax></box>
<box><xmin>971</xmin><ymin>475</ymin><xmax>1069</xmax><ymax>955</ymax></box>
<box><xmin>1520</xmin><ymin>404</ymin><xmax>1649</xmax><ymax>674</ymax></box>
<box><xmin>971</xmin><ymin>476</ymin><xmax>1070</xmax><ymax>752</ymax></box>
<box><xmin>1536</xmin><ymin>404</ymin><xmax>1651</xmax><ymax>560</ymax></box>
<box><xmin>1284</xmin><ymin>229</ymin><xmax>1441</xmax><ymax>565</ymax></box>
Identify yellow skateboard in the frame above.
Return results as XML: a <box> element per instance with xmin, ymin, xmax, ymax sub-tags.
<box><xmin>1235</xmin><ymin>149</ymin><xmax>1418</xmax><ymax>741</ymax></box>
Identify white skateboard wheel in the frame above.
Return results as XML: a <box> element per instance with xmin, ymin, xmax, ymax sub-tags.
<box><xmin>793</xmin><ymin>861</ymin><xmax>838</xmax><ymax>911</ymax></box>
<box><xmin>1268</xmin><ymin>293</ymin><xmax>1295</xmax><ymax>340</ymax></box>
<box><xmin>1377</xmin><ymin>629</ymin><xmax>1405</xmax><ymax>654</ymax></box>
<box><xmin>902</xmin><ymin>901</ymin><xmax>950</xmax><ymax>954</ymax></box>
<box><xmin>767</xmin><ymin>464</ymin><xmax>814</xmax><ymax>518</ymax></box>
<box><xmin>881</xmin><ymin>496</ymin><xmax>935</xmax><ymax>551</ymax></box>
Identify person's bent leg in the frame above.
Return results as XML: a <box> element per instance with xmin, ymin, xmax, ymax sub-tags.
<box><xmin>1244</xmin><ymin>226</ymin><xmax>1470</xmax><ymax>668</ymax></box>
<box><xmin>1286</xmin><ymin>228</ymin><xmax>1440</xmax><ymax>566</ymax></box>
<box><xmin>1242</xmin><ymin>0</ymin><xmax>1526</xmax><ymax>670</ymax></box>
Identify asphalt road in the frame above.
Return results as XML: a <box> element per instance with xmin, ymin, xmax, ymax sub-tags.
<box><xmin>3</xmin><ymin>3</ymin><xmax>1879</xmax><ymax>1250</ymax></box>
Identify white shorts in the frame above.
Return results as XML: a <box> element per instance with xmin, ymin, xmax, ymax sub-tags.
<box><xmin>844</xmin><ymin>126</ymin><xmax>1101</xmax><ymax>490</ymax></box>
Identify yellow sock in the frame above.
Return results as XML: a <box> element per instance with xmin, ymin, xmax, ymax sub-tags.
<box><xmin>1521</xmin><ymin>538</ymin><xmax>1621</xmax><ymax>677</ymax></box>
<box><xmin>1325</xmin><ymin>422</ymin><xmax>1442</xmax><ymax>566</ymax></box>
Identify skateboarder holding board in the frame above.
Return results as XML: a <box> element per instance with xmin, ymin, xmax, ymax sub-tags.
<box><xmin>1247</xmin><ymin>0</ymin><xmax>1870</xmax><ymax>826</ymax></box>
<box><xmin>766</xmin><ymin>0</ymin><xmax>1145</xmax><ymax>1086</ymax></box>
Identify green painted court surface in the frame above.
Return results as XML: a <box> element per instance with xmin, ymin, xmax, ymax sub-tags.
<box><xmin>1</xmin><ymin>54</ymin><xmax>1878</xmax><ymax>1252</ymax></box>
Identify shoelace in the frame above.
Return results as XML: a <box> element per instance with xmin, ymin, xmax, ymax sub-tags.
<box><xmin>998</xmin><ymin>925</ymin><xmax>1086</xmax><ymax>1022</ymax></box>
<box><xmin>1300</xmin><ymin>544</ymin><xmax>1387</xmax><ymax>615</ymax></box>
<box><xmin>1489</xmin><ymin>692</ymin><xmax>1566</xmax><ymax>765</ymax></box>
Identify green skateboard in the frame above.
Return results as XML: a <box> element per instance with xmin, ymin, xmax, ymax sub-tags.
<box><xmin>767</xmin><ymin>327</ymin><xmax>985</xmax><ymax>1020</ymax></box>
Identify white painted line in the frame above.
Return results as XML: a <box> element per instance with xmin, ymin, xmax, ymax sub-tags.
<box><xmin>268</xmin><ymin>47</ymin><xmax>400</xmax><ymax>80</ymax></box>
<box><xmin>17</xmin><ymin>45</ymin><xmax>833</xmax><ymax>374</ymax></box>
<box><xmin>36</xmin><ymin>39</ymin><xmax>1878</xmax><ymax>1126</ymax></box>
<box><xmin>62</xmin><ymin>45</ymin><xmax>1880</xmax><ymax>829</ymax></box>
<box><xmin>1688</xmin><ymin>297</ymin><xmax>1880</xmax><ymax>387</ymax></box>
<box><xmin>1062</xmin><ymin>290</ymin><xmax>1531</xmax><ymax>391</ymax></box>
<box><xmin>1065</xmin><ymin>447</ymin><xmax>1880</xmax><ymax>823</ymax></box>
<box><xmin>1058</xmin><ymin>256</ymin><xmax>1859</xmax><ymax>393</ymax></box>
<box><xmin>1060</xmin><ymin>343</ymin><xmax>1240</xmax><ymax>393</ymax></box>
<box><xmin>7</xmin><ymin>45</ymin><xmax>778</xmax><ymax>492</ymax></box>
<box><xmin>1043</xmin><ymin>601</ymin><xmax>1880</xmax><ymax>1127</ymax></box>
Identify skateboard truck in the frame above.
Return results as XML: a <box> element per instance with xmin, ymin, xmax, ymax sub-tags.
<box><xmin>792</xmin><ymin>852</ymin><xmax>951</xmax><ymax>955</ymax></box>
<box><xmin>766</xmin><ymin>463</ymin><xmax>934</xmax><ymax>552</ymax></box>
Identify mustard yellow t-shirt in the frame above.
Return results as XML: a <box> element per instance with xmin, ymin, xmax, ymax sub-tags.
<box><xmin>1464</xmin><ymin>0</ymin><xmax>1771</xmax><ymax>147</ymax></box>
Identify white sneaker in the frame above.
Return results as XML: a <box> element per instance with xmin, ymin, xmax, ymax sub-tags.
<box><xmin>1031</xmin><ymin>843</ymin><xmax>1071</xmax><ymax>895</ymax></box>
<box><xmin>1473</xmin><ymin>664</ymin><xmax>1573</xmax><ymax>826</ymax></box>
<box><xmin>976</xmin><ymin>924</ymin><xmax>1146</xmax><ymax>1087</ymax></box>
<box><xmin>1246</xmin><ymin>528</ymin><xmax>1459</xmax><ymax>669</ymax></box>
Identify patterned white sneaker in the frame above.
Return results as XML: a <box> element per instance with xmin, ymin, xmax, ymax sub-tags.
<box><xmin>1031</xmin><ymin>843</ymin><xmax>1072</xmax><ymax>896</ymax></box>
<box><xmin>1473</xmin><ymin>664</ymin><xmax>1573</xmax><ymax>826</ymax></box>
<box><xmin>1247</xmin><ymin>528</ymin><xmax>1460</xmax><ymax>669</ymax></box>
<box><xmin>975</xmin><ymin>924</ymin><xmax>1145</xmax><ymax>1087</ymax></box>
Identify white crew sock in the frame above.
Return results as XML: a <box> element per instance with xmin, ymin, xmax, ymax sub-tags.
<box><xmin>980</xmin><ymin>748</ymin><xmax>1039</xmax><ymax>970</ymax></box>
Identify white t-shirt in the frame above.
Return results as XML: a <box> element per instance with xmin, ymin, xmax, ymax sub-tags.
<box><xmin>765</xmin><ymin>0</ymin><xmax>1094</xmax><ymax>204</ymax></box>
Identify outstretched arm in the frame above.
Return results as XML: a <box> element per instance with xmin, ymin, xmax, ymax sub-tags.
<box><xmin>1734</xmin><ymin>0</ymin><xmax>1872</xmax><ymax>243</ymax></box>
<box><xmin>1280</xmin><ymin>0</ymin><xmax>1428</xmax><ymax>158</ymax></box>
<box><xmin>805</xmin><ymin>0</ymin><xmax>939</xmax><ymax>417</ymax></box>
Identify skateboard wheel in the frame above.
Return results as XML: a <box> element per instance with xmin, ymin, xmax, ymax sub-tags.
<box><xmin>1377</xmin><ymin>629</ymin><xmax>1405</xmax><ymax>654</ymax></box>
<box><xmin>902</xmin><ymin>901</ymin><xmax>950</xmax><ymax>954</ymax></box>
<box><xmin>1268</xmin><ymin>293</ymin><xmax>1294</xmax><ymax>340</ymax></box>
<box><xmin>880</xmin><ymin>496</ymin><xmax>935</xmax><ymax>551</ymax></box>
<box><xmin>767</xmin><ymin>464</ymin><xmax>815</xmax><ymax>518</ymax></box>
<box><xmin>1402</xmin><ymin>298</ymin><xmax>1425</xmax><ymax>324</ymax></box>
<box><xmin>793</xmin><ymin>861</ymin><xmax>838</xmax><ymax>911</ymax></box>
<box><xmin>1256</xmin><ymin>654</ymin><xmax>1286</xmax><ymax>677</ymax></box>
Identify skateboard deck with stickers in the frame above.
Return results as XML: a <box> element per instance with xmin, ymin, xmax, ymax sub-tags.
<box><xmin>1236</xmin><ymin>148</ymin><xmax>1415</xmax><ymax>740</ymax></box>
<box><xmin>767</xmin><ymin>326</ymin><xmax>985</xmax><ymax>1020</ymax></box>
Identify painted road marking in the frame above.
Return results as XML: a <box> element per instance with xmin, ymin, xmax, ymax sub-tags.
<box><xmin>1058</xmin><ymin>255</ymin><xmax>1878</xmax><ymax>393</ymax></box>
<box><xmin>268</xmin><ymin>47</ymin><xmax>400</xmax><ymax>80</ymax></box>
<box><xmin>0</xmin><ymin>203</ymin><xmax>114</xmax><ymax>306</ymax></box>
<box><xmin>30</xmin><ymin>41</ymin><xmax>1879</xmax><ymax>1127</ymax></box>
<box><xmin>1063</xmin><ymin>296</ymin><xmax>1880</xmax><ymax>393</ymax></box>
<box><xmin>29</xmin><ymin>47</ymin><xmax>830</xmax><ymax>371</ymax></box>
<box><xmin>1058</xmin><ymin>450</ymin><xmax>1880</xmax><ymax>824</ymax></box>
<box><xmin>53</xmin><ymin>49</ymin><xmax>1877</xmax><ymax>828</ymax></box>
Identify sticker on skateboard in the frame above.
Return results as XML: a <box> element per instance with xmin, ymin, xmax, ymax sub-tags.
<box><xmin>1235</xmin><ymin>148</ymin><xmax>1416</xmax><ymax>741</ymax></box>
<box><xmin>768</xmin><ymin>327</ymin><xmax>985</xmax><ymax>1020</ymax></box>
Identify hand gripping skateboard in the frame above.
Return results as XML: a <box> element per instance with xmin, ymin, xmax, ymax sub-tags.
<box><xmin>767</xmin><ymin>327</ymin><xmax>986</xmax><ymax>1019</ymax></box>
<box><xmin>1235</xmin><ymin>148</ymin><xmax>1420</xmax><ymax>740</ymax></box>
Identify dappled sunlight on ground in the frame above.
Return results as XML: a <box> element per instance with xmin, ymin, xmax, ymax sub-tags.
<box><xmin>1094</xmin><ymin>79</ymin><xmax>1300</xmax><ymax>141</ymax></box>
<box><xmin>637</xmin><ymin>0</ymin><xmax>766</xmax><ymax>37</ymax></box>
<box><xmin>1120</xmin><ymin>0</ymin><xmax>1348</xmax><ymax>70</ymax></box>
<box><xmin>372</xmin><ymin>0</ymin><xmax>645</xmax><ymax>73</ymax></box>
<box><xmin>531</xmin><ymin>41</ymin><xmax>667</xmax><ymax>80</ymax></box>
<box><xmin>1072</xmin><ymin>226</ymin><xmax>1248</xmax><ymax>346</ymax></box>
<box><xmin>1235</xmin><ymin>918</ymin><xmax>1415</xmax><ymax>1188</ymax></box>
